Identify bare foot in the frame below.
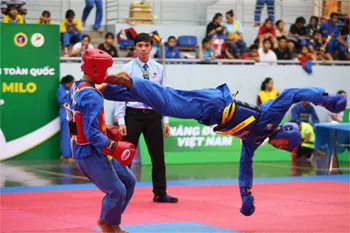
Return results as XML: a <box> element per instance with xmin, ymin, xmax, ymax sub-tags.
<box><xmin>97</xmin><ymin>219</ymin><xmax>115</xmax><ymax>233</ymax></box>
<box><xmin>105</xmin><ymin>72</ymin><xmax>133</xmax><ymax>89</ymax></box>
<box><xmin>111</xmin><ymin>225</ymin><xmax>129</xmax><ymax>233</ymax></box>
<box><xmin>82</xmin><ymin>21</ymin><xmax>86</xmax><ymax>27</ymax></box>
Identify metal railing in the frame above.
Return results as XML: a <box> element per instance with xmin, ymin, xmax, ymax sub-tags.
<box><xmin>60</xmin><ymin>57</ymin><xmax>350</xmax><ymax>66</ymax></box>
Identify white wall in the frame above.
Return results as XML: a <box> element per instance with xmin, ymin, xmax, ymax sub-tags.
<box><xmin>60</xmin><ymin>63</ymin><xmax>350</xmax><ymax>125</ymax></box>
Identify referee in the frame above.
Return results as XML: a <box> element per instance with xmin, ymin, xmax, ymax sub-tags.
<box><xmin>115</xmin><ymin>33</ymin><xmax>178</xmax><ymax>203</ymax></box>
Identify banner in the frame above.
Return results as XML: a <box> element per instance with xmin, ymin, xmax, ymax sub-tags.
<box><xmin>139</xmin><ymin>118</ymin><xmax>291</xmax><ymax>165</ymax></box>
<box><xmin>0</xmin><ymin>23</ymin><xmax>60</xmax><ymax>160</ymax></box>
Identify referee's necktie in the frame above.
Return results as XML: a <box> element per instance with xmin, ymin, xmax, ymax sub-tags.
<box><xmin>143</xmin><ymin>63</ymin><xmax>149</xmax><ymax>80</ymax></box>
<box><xmin>142</xmin><ymin>63</ymin><xmax>149</xmax><ymax>108</ymax></box>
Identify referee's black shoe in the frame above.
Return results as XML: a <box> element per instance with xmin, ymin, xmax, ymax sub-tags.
<box><xmin>153</xmin><ymin>194</ymin><xmax>178</xmax><ymax>203</ymax></box>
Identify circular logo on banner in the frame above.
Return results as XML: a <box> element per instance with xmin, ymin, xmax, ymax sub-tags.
<box><xmin>14</xmin><ymin>32</ymin><xmax>28</xmax><ymax>47</ymax></box>
<box><xmin>31</xmin><ymin>33</ymin><xmax>45</xmax><ymax>47</ymax></box>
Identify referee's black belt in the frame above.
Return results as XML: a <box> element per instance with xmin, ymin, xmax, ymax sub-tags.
<box><xmin>126</xmin><ymin>107</ymin><xmax>155</xmax><ymax>114</ymax></box>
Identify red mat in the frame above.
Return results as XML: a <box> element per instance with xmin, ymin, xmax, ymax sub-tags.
<box><xmin>1</xmin><ymin>182</ymin><xmax>349</xmax><ymax>233</ymax></box>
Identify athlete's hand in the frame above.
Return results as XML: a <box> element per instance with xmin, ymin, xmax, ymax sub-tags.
<box><xmin>164</xmin><ymin>124</ymin><xmax>171</xmax><ymax>137</ymax></box>
<box><xmin>119</xmin><ymin>124</ymin><xmax>127</xmax><ymax>136</ymax></box>
<box><xmin>240</xmin><ymin>187</ymin><xmax>255</xmax><ymax>216</ymax></box>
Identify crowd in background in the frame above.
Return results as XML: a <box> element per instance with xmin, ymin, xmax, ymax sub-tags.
<box><xmin>1</xmin><ymin>0</ymin><xmax>349</xmax><ymax>61</ymax></box>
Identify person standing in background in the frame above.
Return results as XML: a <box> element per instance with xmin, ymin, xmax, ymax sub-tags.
<box><xmin>56</xmin><ymin>75</ymin><xmax>74</xmax><ymax>161</ymax></box>
<box><xmin>115</xmin><ymin>33</ymin><xmax>178</xmax><ymax>203</ymax></box>
<box><xmin>254</xmin><ymin>0</ymin><xmax>275</xmax><ymax>27</ymax></box>
<box><xmin>291</xmin><ymin>101</ymin><xmax>319</xmax><ymax>126</ymax></box>
<box><xmin>257</xmin><ymin>77</ymin><xmax>279</xmax><ymax>105</ymax></box>
<box><xmin>82</xmin><ymin>0</ymin><xmax>103</xmax><ymax>32</ymax></box>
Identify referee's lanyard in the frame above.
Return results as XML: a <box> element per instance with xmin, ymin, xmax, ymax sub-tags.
<box><xmin>135</xmin><ymin>59</ymin><xmax>150</xmax><ymax>80</ymax></box>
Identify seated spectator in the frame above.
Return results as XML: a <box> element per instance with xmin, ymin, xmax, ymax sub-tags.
<box><xmin>306</xmin><ymin>16</ymin><xmax>320</xmax><ymax>36</ymax></box>
<box><xmin>70</xmin><ymin>34</ymin><xmax>93</xmax><ymax>57</ymax></box>
<box><xmin>275</xmin><ymin>20</ymin><xmax>289</xmax><ymax>39</ymax></box>
<box><xmin>257</xmin><ymin>77</ymin><xmax>278</xmax><ymax>105</ymax></box>
<box><xmin>289</xmin><ymin>17</ymin><xmax>309</xmax><ymax>48</ymax></box>
<box><xmin>293</xmin><ymin>121</ymin><xmax>315</xmax><ymax>159</ymax></box>
<box><xmin>2</xmin><ymin>5</ymin><xmax>23</xmax><ymax>23</ymax></box>
<box><xmin>298</xmin><ymin>45</ymin><xmax>316</xmax><ymax>61</ymax></box>
<box><xmin>36</xmin><ymin>10</ymin><xmax>52</xmax><ymax>24</ymax></box>
<box><xmin>257</xmin><ymin>18</ymin><xmax>276</xmax><ymax>42</ymax></box>
<box><xmin>1</xmin><ymin>0</ymin><xmax>26</xmax><ymax>16</ymax></box>
<box><xmin>273</xmin><ymin>36</ymin><xmax>292</xmax><ymax>60</ymax></box>
<box><xmin>288</xmin><ymin>40</ymin><xmax>298</xmax><ymax>59</ymax></box>
<box><xmin>206</xmin><ymin>13</ymin><xmax>224</xmax><ymax>38</ymax></box>
<box><xmin>98</xmin><ymin>32</ymin><xmax>118</xmax><ymax>57</ymax></box>
<box><xmin>241</xmin><ymin>44</ymin><xmax>260</xmax><ymax>62</ymax></box>
<box><xmin>224</xmin><ymin>9</ymin><xmax>247</xmax><ymax>58</ymax></box>
<box><xmin>258</xmin><ymin>38</ymin><xmax>277</xmax><ymax>63</ymax></box>
<box><xmin>163</xmin><ymin>36</ymin><xmax>181</xmax><ymax>59</ymax></box>
<box><xmin>60</xmin><ymin>9</ymin><xmax>83</xmax><ymax>57</ymax></box>
<box><xmin>329</xmin><ymin>90</ymin><xmax>347</xmax><ymax>123</ymax></box>
<box><xmin>320</xmin><ymin>12</ymin><xmax>349</xmax><ymax>60</ymax></box>
<box><xmin>291</xmin><ymin>101</ymin><xmax>319</xmax><ymax>126</ymax></box>
<box><xmin>307</xmin><ymin>31</ymin><xmax>332</xmax><ymax>61</ymax></box>
<box><xmin>196</xmin><ymin>37</ymin><xmax>214</xmax><ymax>60</ymax></box>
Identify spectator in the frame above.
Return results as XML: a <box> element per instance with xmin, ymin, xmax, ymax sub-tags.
<box><xmin>258</xmin><ymin>38</ymin><xmax>277</xmax><ymax>63</ymax></box>
<box><xmin>98</xmin><ymin>32</ymin><xmax>118</xmax><ymax>57</ymax></box>
<box><xmin>196</xmin><ymin>37</ymin><xmax>214</xmax><ymax>60</ymax></box>
<box><xmin>36</xmin><ymin>10</ymin><xmax>52</xmax><ymax>24</ymax></box>
<box><xmin>298</xmin><ymin>45</ymin><xmax>316</xmax><ymax>61</ymax></box>
<box><xmin>1</xmin><ymin>0</ymin><xmax>26</xmax><ymax>16</ymax></box>
<box><xmin>306</xmin><ymin>16</ymin><xmax>320</xmax><ymax>36</ymax></box>
<box><xmin>275</xmin><ymin>20</ymin><xmax>289</xmax><ymax>38</ymax></box>
<box><xmin>257</xmin><ymin>77</ymin><xmax>278</xmax><ymax>105</ymax></box>
<box><xmin>56</xmin><ymin>75</ymin><xmax>75</xmax><ymax>161</ymax></box>
<box><xmin>60</xmin><ymin>9</ymin><xmax>83</xmax><ymax>57</ymax></box>
<box><xmin>241</xmin><ymin>44</ymin><xmax>260</xmax><ymax>62</ymax></box>
<box><xmin>307</xmin><ymin>31</ymin><xmax>332</xmax><ymax>61</ymax></box>
<box><xmin>163</xmin><ymin>36</ymin><xmax>181</xmax><ymax>59</ymax></box>
<box><xmin>257</xmin><ymin>18</ymin><xmax>276</xmax><ymax>42</ymax></box>
<box><xmin>2</xmin><ymin>5</ymin><xmax>22</xmax><ymax>23</ymax></box>
<box><xmin>70</xmin><ymin>34</ymin><xmax>93</xmax><ymax>57</ymax></box>
<box><xmin>293</xmin><ymin>121</ymin><xmax>315</xmax><ymax>159</ymax></box>
<box><xmin>224</xmin><ymin>9</ymin><xmax>247</xmax><ymax>58</ymax></box>
<box><xmin>289</xmin><ymin>17</ymin><xmax>309</xmax><ymax>48</ymax></box>
<box><xmin>291</xmin><ymin>101</ymin><xmax>319</xmax><ymax>126</ymax></box>
<box><xmin>329</xmin><ymin>90</ymin><xmax>347</xmax><ymax>123</ymax></box>
<box><xmin>273</xmin><ymin>36</ymin><xmax>292</xmax><ymax>60</ymax></box>
<box><xmin>254</xmin><ymin>0</ymin><xmax>275</xmax><ymax>27</ymax></box>
<box><xmin>82</xmin><ymin>0</ymin><xmax>103</xmax><ymax>32</ymax></box>
<box><xmin>320</xmin><ymin>12</ymin><xmax>349</xmax><ymax>60</ymax></box>
<box><xmin>288</xmin><ymin>40</ymin><xmax>298</xmax><ymax>59</ymax></box>
<box><xmin>206</xmin><ymin>13</ymin><xmax>224</xmax><ymax>38</ymax></box>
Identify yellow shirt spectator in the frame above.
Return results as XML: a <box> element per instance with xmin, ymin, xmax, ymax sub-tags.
<box><xmin>257</xmin><ymin>88</ymin><xmax>279</xmax><ymax>105</ymax></box>
<box><xmin>36</xmin><ymin>18</ymin><xmax>52</xmax><ymax>24</ymax></box>
<box><xmin>2</xmin><ymin>14</ymin><xmax>24</xmax><ymax>24</ymax></box>
<box><xmin>300</xmin><ymin>122</ymin><xmax>315</xmax><ymax>149</ymax></box>
<box><xmin>60</xmin><ymin>18</ymin><xmax>82</xmax><ymax>33</ymax></box>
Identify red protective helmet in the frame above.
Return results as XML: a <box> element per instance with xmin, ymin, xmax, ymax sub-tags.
<box><xmin>81</xmin><ymin>49</ymin><xmax>113</xmax><ymax>84</ymax></box>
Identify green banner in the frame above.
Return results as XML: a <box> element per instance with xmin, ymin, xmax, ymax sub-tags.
<box><xmin>0</xmin><ymin>23</ymin><xmax>60</xmax><ymax>160</ymax></box>
<box><xmin>139</xmin><ymin>118</ymin><xmax>291</xmax><ymax>165</ymax></box>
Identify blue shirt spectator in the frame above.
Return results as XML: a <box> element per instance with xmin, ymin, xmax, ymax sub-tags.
<box><xmin>160</xmin><ymin>36</ymin><xmax>181</xmax><ymax>59</ymax></box>
<box><xmin>291</xmin><ymin>102</ymin><xmax>319</xmax><ymax>126</ymax></box>
<box><xmin>196</xmin><ymin>37</ymin><xmax>214</xmax><ymax>60</ymax></box>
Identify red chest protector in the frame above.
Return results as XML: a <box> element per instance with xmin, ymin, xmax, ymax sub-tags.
<box><xmin>71</xmin><ymin>82</ymin><xmax>107</xmax><ymax>145</ymax></box>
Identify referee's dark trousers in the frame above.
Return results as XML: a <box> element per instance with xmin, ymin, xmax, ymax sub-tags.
<box><xmin>123</xmin><ymin>107</ymin><xmax>166</xmax><ymax>196</ymax></box>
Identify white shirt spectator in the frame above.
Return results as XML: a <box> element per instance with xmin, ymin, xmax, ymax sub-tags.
<box><xmin>258</xmin><ymin>48</ymin><xmax>277</xmax><ymax>63</ymax></box>
<box><xmin>72</xmin><ymin>42</ymin><xmax>93</xmax><ymax>56</ymax></box>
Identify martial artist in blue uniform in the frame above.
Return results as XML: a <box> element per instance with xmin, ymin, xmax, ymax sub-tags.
<box><xmin>100</xmin><ymin>72</ymin><xmax>346</xmax><ymax>217</ymax></box>
<box><xmin>56</xmin><ymin>75</ymin><xmax>74</xmax><ymax>160</ymax></box>
<box><xmin>68</xmin><ymin>49</ymin><xmax>137</xmax><ymax>233</ymax></box>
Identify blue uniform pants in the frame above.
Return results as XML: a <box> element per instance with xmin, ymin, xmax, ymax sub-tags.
<box><xmin>75</xmin><ymin>151</ymin><xmax>136</xmax><ymax>225</ymax></box>
<box><xmin>59</xmin><ymin>107</ymin><xmax>72</xmax><ymax>158</ymax></box>
<box><xmin>82</xmin><ymin>0</ymin><xmax>103</xmax><ymax>30</ymax></box>
<box><xmin>254</xmin><ymin>0</ymin><xmax>275</xmax><ymax>24</ymax></box>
